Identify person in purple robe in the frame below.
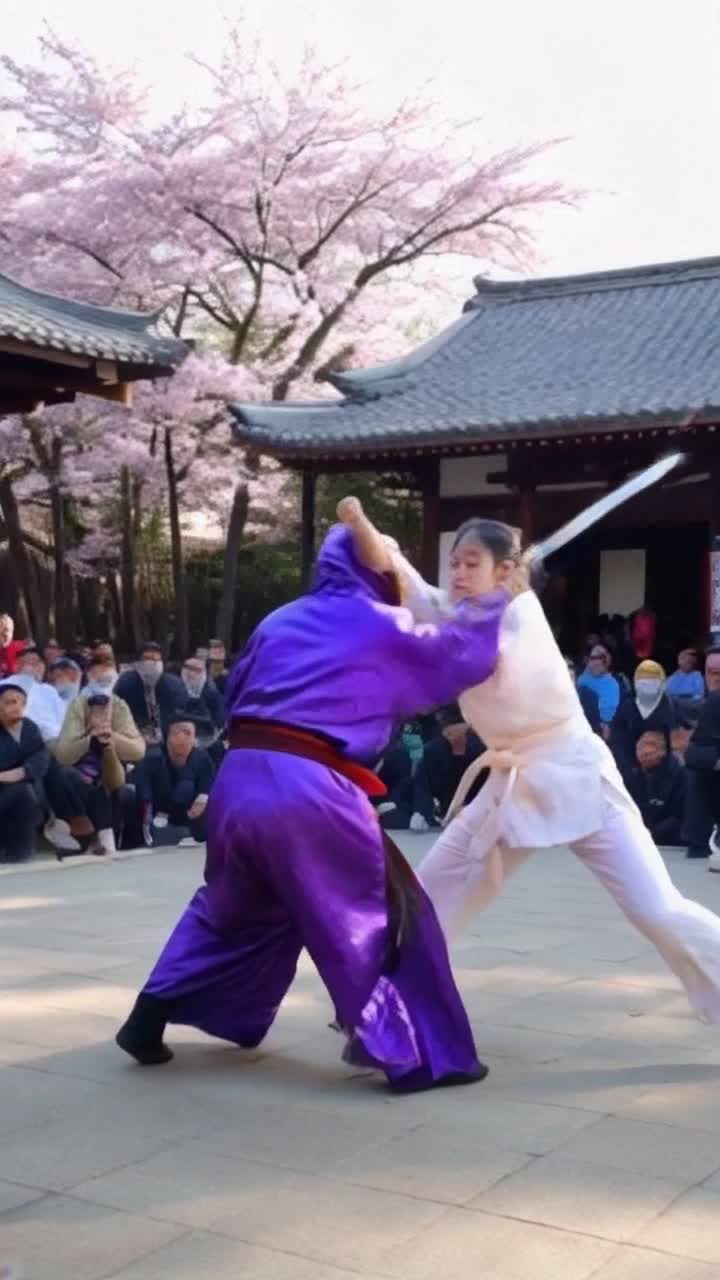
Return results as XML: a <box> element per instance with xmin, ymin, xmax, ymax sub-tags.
<box><xmin>115</xmin><ymin>521</ymin><xmax>509</xmax><ymax>1092</ymax></box>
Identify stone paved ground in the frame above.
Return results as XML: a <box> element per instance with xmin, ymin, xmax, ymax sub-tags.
<box><xmin>2</xmin><ymin>838</ymin><xmax>720</xmax><ymax>1280</ymax></box>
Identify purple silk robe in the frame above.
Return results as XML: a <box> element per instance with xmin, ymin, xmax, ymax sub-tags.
<box><xmin>143</xmin><ymin>527</ymin><xmax>508</xmax><ymax>1088</ymax></box>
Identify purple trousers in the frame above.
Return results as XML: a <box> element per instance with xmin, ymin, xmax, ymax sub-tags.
<box><xmin>143</xmin><ymin>749</ymin><xmax>481</xmax><ymax>1088</ymax></box>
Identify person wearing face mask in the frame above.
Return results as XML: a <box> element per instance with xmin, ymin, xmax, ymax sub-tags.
<box><xmin>49</xmin><ymin>656</ymin><xmax>82</xmax><ymax>705</ymax></box>
<box><xmin>114</xmin><ymin>643</ymin><xmax>187</xmax><ymax>745</ymax></box>
<box><xmin>180</xmin><ymin>656</ymin><xmax>225</xmax><ymax>763</ymax></box>
<box><xmin>83</xmin><ymin>659</ymin><xmax>118</xmax><ymax>699</ymax></box>
<box><xmin>50</xmin><ymin>677</ymin><xmax>145</xmax><ymax>856</ymax></box>
<box><xmin>11</xmin><ymin>646</ymin><xmax>66</xmax><ymax>744</ymax></box>
<box><xmin>609</xmin><ymin>661</ymin><xmax>682</xmax><ymax>789</ymax></box>
<box><xmin>577</xmin><ymin>645</ymin><xmax>620</xmax><ymax>737</ymax></box>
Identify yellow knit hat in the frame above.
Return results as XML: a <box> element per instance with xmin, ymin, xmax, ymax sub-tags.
<box><xmin>635</xmin><ymin>659</ymin><xmax>665</xmax><ymax>680</ymax></box>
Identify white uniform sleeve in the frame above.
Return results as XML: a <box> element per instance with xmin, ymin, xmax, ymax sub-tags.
<box><xmin>386</xmin><ymin>540</ymin><xmax>453</xmax><ymax>623</ymax></box>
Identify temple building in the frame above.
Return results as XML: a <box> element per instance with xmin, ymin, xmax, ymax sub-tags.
<box><xmin>232</xmin><ymin>256</ymin><xmax>720</xmax><ymax>663</ymax></box>
<box><xmin>0</xmin><ymin>271</ymin><xmax>187</xmax><ymax>416</ymax></box>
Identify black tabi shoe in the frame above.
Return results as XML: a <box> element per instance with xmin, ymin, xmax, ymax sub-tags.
<box><xmin>115</xmin><ymin>993</ymin><xmax>174</xmax><ymax>1066</ymax></box>
<box><xmin>391</xmin><ymin>1062</ymin><xmax>489</xmax><ymax>1094</ymax></box>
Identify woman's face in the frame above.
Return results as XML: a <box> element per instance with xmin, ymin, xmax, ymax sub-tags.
<box><xmin>449</xmin><ymin>537</ymin><xmax>513</xmax><ymax>602</ymax></box>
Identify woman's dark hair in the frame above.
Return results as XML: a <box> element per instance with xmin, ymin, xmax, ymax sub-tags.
<box><xmin>451</xmin><ymin>518</ymin><xmax>517</xmax><ymax>564</ymax></box>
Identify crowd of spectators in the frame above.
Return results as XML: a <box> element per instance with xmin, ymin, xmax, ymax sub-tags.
<box><xmin>0</xmin><ymin>611</ymin><xmax>229</xmax><ymax>863</ymax></box>
<box><xmin>3</xmin><ymin>600</ymin><xmax>720</xmax><ymax>873</ymax></box>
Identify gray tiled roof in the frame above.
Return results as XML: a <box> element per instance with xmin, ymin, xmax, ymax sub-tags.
<box><xmin>0</xmin><ymin>271</ymin><xmax>187</xmax><ymax>367</ymax></box>
<box><xmin>231</xmin><ymin>256</ymin><xmax>720</xmax><ymax>459</ymax></box>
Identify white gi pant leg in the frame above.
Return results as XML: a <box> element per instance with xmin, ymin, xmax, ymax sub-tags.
<box><xmin>418</xmin><ymin>802</ymin><xmax>531</xmax><ymax>938</ymax></box>
<box><xmin>568</xmin><ymin>791</ymin><xmax>720</xmax><ymax>1023</ymax></box>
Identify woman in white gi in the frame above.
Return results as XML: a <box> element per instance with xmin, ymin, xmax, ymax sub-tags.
<box><xmin>341</xmin><ymin>501</ymin><xmax>720</xmax><ymax>1025</ymax></box>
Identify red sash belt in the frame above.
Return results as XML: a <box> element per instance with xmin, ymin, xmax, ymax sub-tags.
<box><xmin>228</xmin><ymin>717</ymin><xmax>387</xmax><ymax>798</ymax></box>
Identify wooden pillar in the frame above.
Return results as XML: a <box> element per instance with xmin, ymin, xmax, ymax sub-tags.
<box><xmin>708</xmin><ymin>465</ymin><xmax>720</xmax><ymax>644</ymax></box>
<box><xmin>418</xmin><ymin>460</ymin><xmax>440</xmax><ymax>582</ymax></box>
<box><xmin>516</xmin><ymin>485</ymin><xmax>534</xmax><ymax>547</ymax></box>
<box><xmin>300</xmin><ymin>470</ymin><xmax>317</xmax><ymax>590</ymax></box>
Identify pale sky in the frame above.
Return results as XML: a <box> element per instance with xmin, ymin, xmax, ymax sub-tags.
<box><xmin>4</xmin><ymin>0</ymin><xmax>720</xmax><ymax>283</ymax></box>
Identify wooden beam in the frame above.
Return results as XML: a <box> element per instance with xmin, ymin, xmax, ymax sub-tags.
<box><xmin>300</xmin><ymin>470</ymin><xmax>317</xmax><ymax>590</ymax></box>
<box><xmin>95</xmin><ymin>359</ymin><xmax>119</xmax><ymax>384</ymax></box>
<box><xmin>0</xmin><ymin>337</ymin><xmax>92</xmax><ymax>368</ymax></box>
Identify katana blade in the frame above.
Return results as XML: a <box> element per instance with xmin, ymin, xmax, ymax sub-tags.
<box><xmin>529</xmin><ymin>451</ymin><xmax>688</xmax><ymax>564</ymax></box>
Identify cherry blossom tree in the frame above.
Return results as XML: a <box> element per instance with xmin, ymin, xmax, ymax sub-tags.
<box><xmin>0</xmin><ymin>24</ymin><xmax>569</xmax><ymax>648</ymax></box>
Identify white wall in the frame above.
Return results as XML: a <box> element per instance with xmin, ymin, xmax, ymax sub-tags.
<box><xmin>439</xmin><ymin>454</ymin><xmax>510</xmax><ymax>497</ymax></box>
<box><xmin>438</xmin><ymin>530</ymin><xmax>455</xmax><ymax>591</ymax></box>
<box><xmin>598</xmin><ymin>548</ymin><xmax>646</xmax><ymax>616</ymax></box>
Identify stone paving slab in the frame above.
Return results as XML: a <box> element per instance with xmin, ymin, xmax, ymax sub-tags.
<box><xmin>2</xmin><ymin>839</ymin><xmax>720</xmax><ymax>1279</ymax></box>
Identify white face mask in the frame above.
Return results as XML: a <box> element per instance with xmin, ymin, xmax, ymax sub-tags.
<box><xmin>636</xmin><ymin>678</ymin><xmax>663</xmax><ymax>700</ymax></box>
<box><xmin>57</xmin><ymin>682</ymin><xmax>80</xmax><ymax>702</ymax></box>
<box><xmin>138</xmin><ymin>659</ymin><xmax>162</xmax><ymax>685</ymax></box>
<box><xmin>84</xmin><ymin>672</ymin><xmax>117</xmax><ymax>697</ymax></box>
<box><xmin>182</xmin><ymin>671</ymin><xmax>206</xmax><ymax>696</ymax></box>
<box><xmin>11</xmin><ymin>673</ymin><xmax>35</xmax><ymax>694</ymax></box>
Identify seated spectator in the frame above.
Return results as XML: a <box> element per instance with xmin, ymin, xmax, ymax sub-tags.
<box><xmin>180</xmin><ymin>655</ymin><xmax>225</xmax><ymax>762</ymax></box>
<box><xmin>50</xmin><ymin>680</ymin><xmax>145</xmax><ymax>857</ymax></box>
<box><xmin>610</xmin><ymin>660</ymin><xmax>681</xmax><ymax>787</ymax></box>
<box><xmin>12</xmin><ymin>646</ymin><xmax>66</xmax><ymax>742</ymax></box>
<box><xmin>409</xmin><ymin>705</ymin><xmax>485</xmax><ymax>832</ymax></box>
<box><xmin>400</xmin><ymin>719</ymin><xmax>425</xmax><ymax>772</ymax></box>
<box><xmin>374</xmin><ymin>734</ymin><xmax>414</xmax><ymax>830</ymax></box>
<box><xmin>684</xmin><ymin>691</ymin><xmax>720</xmax><ymax>860</ymax></box>
<box><xmin>705</xmin><ymin>647</ymin><xmax>720</xmax><ymax>695</ymax></box>
<box><xmin>114</xmin><ymin>643</ymin><xmax>187</xmax><ymax>745</ymax></box>
<box><xmin>43</xmin><ymin>637</ymin><xmax>64</xmax><ymax>668</ymax></box>
<box><xmin>48</xmin><ymin>656</ymin><xmax>83</xmax><ymax>706</ymax></box>
<box><xmin>134</xmin><ymin>712</ymin><xmax>213</xmax><ymax>847</ymax></box>
<box><xmin>0</xmin><ymin>681</ymin><xmax>49</xmax><ymax>863</ymax></box>
<box><xmin>207</xmin><ymin>639</ymin><xmax>229</xmax><ymax>696</ymax></box>
<box><xmin>92</xmin><ymin>641</ymin><xmax>116</xmax><ymax>667</ymax></box>
<box><xmin>578</xmin><ymin>645</ymin><xmax>620</xmax><ymax>735</ymax></box>
<box><xmin>626</xmin><ymin>730</ymin><xmax>686</xmax><ymax>847</ymax></box>
<box><xmin>0</xmin><ymin>612</ymin><xmax>26</xmax><ymax>678</ymax></box>
<box><xmin>83</xmin><ymin>655</ymin><xmax>118</xmax><ymax>697</ymax></box>
<box><xmin>567</xmin><ymin>657</ymin><xmax>601</xmax><ymax>733</ymax></box>
<box><xmin>666</xmin><ymin>648</ymin><xmax>705</xmax><ymax>701</ymax></box>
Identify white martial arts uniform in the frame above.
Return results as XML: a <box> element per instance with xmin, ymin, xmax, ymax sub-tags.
<box><xmin>397</xmin><ymin>566</ymin><xmax>720</xmax><ymax>1024</ymax></box>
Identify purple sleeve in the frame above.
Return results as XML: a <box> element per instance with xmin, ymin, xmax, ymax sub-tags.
<box><xmin>384</xmin><ymin>589</ymin><xmax>508</xmax><ymax>717</ymax></box>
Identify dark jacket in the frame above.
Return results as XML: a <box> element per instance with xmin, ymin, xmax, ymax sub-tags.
<box><xmin>113</xmin><ymin>670</ymin><xmax>187</xmax><ymax>736</ymax></box>
<box><xmin>577</xmin><ymin>685</ymin><xmax>601</xmax><ymax>734</ymax></box>
<box><xmin>627</xmin><ymin>754</ymin><xmax>687</xmax><ymax>845</ymax></box>
<box><xmin>0</xmin><ymin>716</ymin><xmax>50</xmax><ymax>786</ymax></box>
<box><xmin>184</xmin><ymin>681</ymin><xmax>225</xmax><ymax>733</ymax></box>
<box><xmin>683</xmin><ymin>694</ymin><xmax>720</xmax><ymax>848</ymax></box>
<box><xmin>412</xmin><ymin>732</ymin><xmax>485</xmax><ymax>825</ymax></box>
<box><xmin>610</xmin><ymin>694</ymin><xmax>680</xmax><ymax>787</ymax></box>
<box><xmin>133</xmin><ymin>744</ymin><xmax>215</xmax><ymax>816</ymax></box>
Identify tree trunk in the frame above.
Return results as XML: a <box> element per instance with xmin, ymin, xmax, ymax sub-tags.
<box><xmin>119</xmin><ymin>465</ymin><xmax>139</xmax><ymax>655</ymax></box>
<box><xmin>215</xmin><ymin>482</ymin><xmax>249</xmax><ymax>650</ymax></box>
<box><xmin>0</xmin><ymin>474</ymin><xmax>46</xmax><ymax>645</ymax></box>
<box><xmin>164</xmin><ymin>427</ymin><xmax>189</xmax><ymax>658</ymax></box>
<box><xmin>49</xmin><ymin>438</ymin><xmax>69</xmax><ymax>644</ymax></box>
